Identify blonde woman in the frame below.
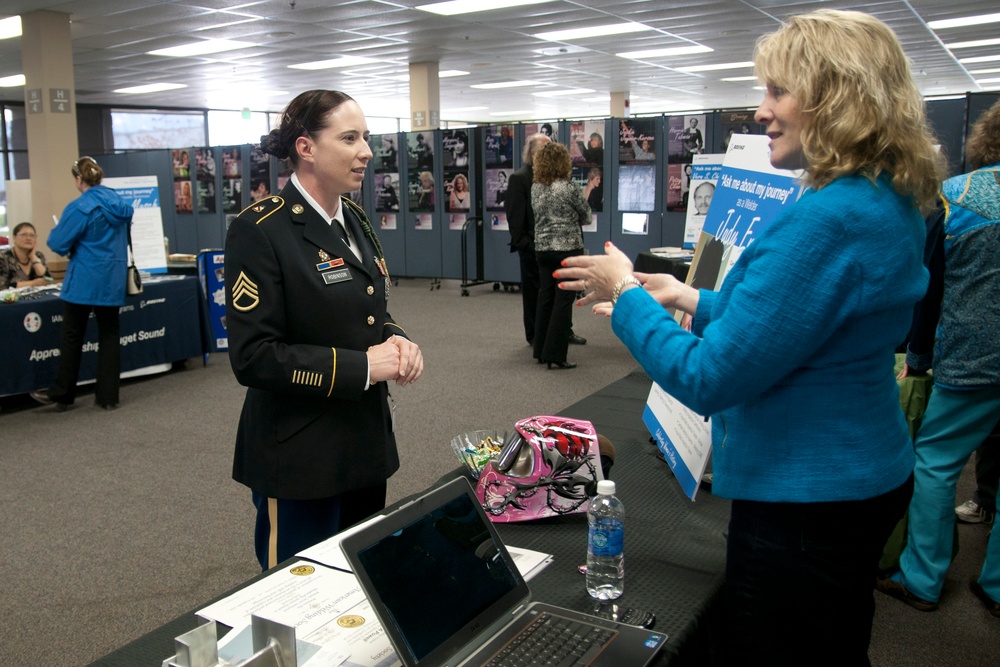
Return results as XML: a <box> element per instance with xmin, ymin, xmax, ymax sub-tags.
<box><xmin>556</xmin><ymin>11</ymin><xmax>943</xmax><ymax>662</ymax></box>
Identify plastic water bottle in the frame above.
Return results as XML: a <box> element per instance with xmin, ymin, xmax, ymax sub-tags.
<box><xmin>587</xmin><ymin>480</ymin><xmax>624</xmax><ymax>600</ymax></box>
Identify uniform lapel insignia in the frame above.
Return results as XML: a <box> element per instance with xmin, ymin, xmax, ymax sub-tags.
<box><xmin>252</xmin><ymin>204</ymin><xmax>265</xmax><ymax>213</ymax></box>
<box><xmin>231</xmin><ymin>271</ymin><xmax>260</xmax><ymax>311</ymax></box>
<box><xmin>318</xmin><ymin>249</ymin><xmax>331</xmax><ymax>261</ymax></box>
<box><xmin>292</xmin><ymin>204</ymin><xmax>305</xmax><ymax>214</ymax></box>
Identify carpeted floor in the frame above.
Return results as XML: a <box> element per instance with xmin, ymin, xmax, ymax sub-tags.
<box><xmin>1</xmin><ymin>278</ymin><xmax>997</xmax><ymax>666</ymax></box>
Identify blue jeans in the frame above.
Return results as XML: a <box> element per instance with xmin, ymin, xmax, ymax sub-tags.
<box><xmin>898</xmin><ymin>385</ymin><xmax>1000</xmax><ymax>602</ymax></box>
<box><xmin>725</xmin><ymin>476</ymin><xmax>912</xmax><ymax>666</ymax></box>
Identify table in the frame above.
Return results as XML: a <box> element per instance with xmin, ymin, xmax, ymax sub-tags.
<box><xmin>634</xmin><ymin>252</ymin><xmax>691</xmax><ymax>283</ymax></box>
<box><xmin>89</xmin><ymin>370</ymin><xmax>731</xmax><ymax>666</ymax></box>
<box><xmin>1</xmin><ymin>276</ymin><xmax>205</xmax><ymax>397</ymax></box>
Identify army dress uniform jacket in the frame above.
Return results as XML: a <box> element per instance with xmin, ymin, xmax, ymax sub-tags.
<box><xmin>225</xmin><ymin>182</ymin><xmax>406</xmax><ymax>500</ymax></box>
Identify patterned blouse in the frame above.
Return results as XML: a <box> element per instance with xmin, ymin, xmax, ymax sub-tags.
<box><xmin>531</xmin><ymin>179</ymin><xmax>589</xmax><ymax>253</ymax></box>
<box><xmin>1</xmin><ymin>248</ymin><xmax>51</xmax><ymax>289</ymax></box>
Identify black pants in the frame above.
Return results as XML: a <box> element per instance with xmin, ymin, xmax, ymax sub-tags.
<box><xmin>516</xmin><ymin>246</ymin><xmax>539</xmax><ymax>345</ymax></box>
<box><xmin>534</xmin><ymin>249</ymin><xmax>582</xmax><ymax>364</ymax></box>
<box><xmin>49</xmin><ymin>301</ymin><xmax>121</xmax><ymax>407</ymax></box>
<box><xmin>724</xmin><ymin>475</ymin><xmax>913</xmax><ymax>666</ymax></box>
<box><xmin>252</xmin><ymin>484</ymin><xmax>387</xmax><ymax>570</ymax></box>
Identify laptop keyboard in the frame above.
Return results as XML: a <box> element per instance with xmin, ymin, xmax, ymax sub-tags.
<box><xmin>483</xmin><ymin>612</ymin><xmax>616</xmax><ymax>667</ymax></box>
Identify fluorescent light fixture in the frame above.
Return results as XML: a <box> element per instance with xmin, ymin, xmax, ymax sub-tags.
<box><xmin>976</xmin><ymin>77</ymin><xmax>1000</xmax><ymax>84</ymax></box>
<box><xmin>616</xmin><ymin>45</ymin><xmax>713</xmax><ymax>60</ymax></box>
<box><xmin>289</xmin><ymin>56</ymin><xmax>378</xmax><ymax>70</ymax></box>
<box><xmin>443</xmin><ymin>106</ymin><xmax>488</xmax><ymax>113</ymax></box>
<box><xmin>753</xmin><ymin>85</ymin><xmax>766</xmax><ymax>91</ymax></box>
<box><xmin>720</xmin><ymin>76</ymin><xmax>758</xmax><ymax>82</ymax></box>
<box><xmin>417</xmin><ymin>0</ymin><xmax>551</xmax><ymax>16</ymax></box>
<box><xmin>0</xmin><ymin>74</ymin><xmax>25</xmax><ymax>87</ymax></box>
<box><xmin>534</xmin><ymin>88</ymin><xmax>595</xmax><ymax>97</ymax></box>
<box><xmin>676</xmin><ymin>61</ymin><xmax>755</xmax><ymax>73</ymax></box>
<box><xmin>439</xmin><ymin>70</ymin><xmax>469</xmax><ymax>78</ymax></box>
<box><xmin>581</xmin><ymin>95</ymin><xmax>611</xmax><ymax>102</ymax></box>
<box><xmin>149</xmin><ymin>39</ymin><xmax>254</xmax><ymax>57</ymax></box>
<box><xmin>535</xmin><ymin>23</ymin><xmax>652</xmax><ymax>42</ymax></box>
<box><xmin>960</xmin><ymin>54</ymin><xmax>1000</xmax><ymax>64</ymax></box>
<box><xmin>114</xmin><ymin>83</ymin><xmax>188</xmax><ymax>94</ymax></box>
<box><xmin>470</xmin><ymin>80</ymin><xmax>539</xmax><ymax>89</ymax></box>
<box><xmin>970</xmin><ymin>67</ymin><xmax>1000</xmax><ymax>74</ymax></box>
<box><xmin>946</xmin><ymin>37</ymin><xmax>1000</xmax><ymax>49</ymax></box>
<box><xmin>928</xmin><ymin>13</ymin><xmax>1000</xmax><ymax>30</ymax></box>
<box><xmin>0</xmin><ymin>15</ymin><xmax>21</xmax><ymax>40</ymax></box>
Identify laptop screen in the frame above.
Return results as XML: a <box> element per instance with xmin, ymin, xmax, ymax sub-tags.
<box><xmin>349</xmin><ymin>482</ymin><xmax>526</xmax><ymax>664</ymax></box>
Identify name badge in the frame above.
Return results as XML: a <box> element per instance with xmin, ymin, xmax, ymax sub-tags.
<box><xmin>322</xmin><ymin>267</ymin><xmax>352</xmax><ymax>285</ymax></box>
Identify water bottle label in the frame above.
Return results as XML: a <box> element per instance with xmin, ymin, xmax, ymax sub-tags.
<box><xmin>589</xmin><ymin>523</ymin><xmax>623</xmax><ymax>557</ymax></box>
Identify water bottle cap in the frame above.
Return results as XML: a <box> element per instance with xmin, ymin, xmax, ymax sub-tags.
<box><xmin>597</xmin><ymin>480</ymin><xmax>616</xmax><ymax>495</ymax></box>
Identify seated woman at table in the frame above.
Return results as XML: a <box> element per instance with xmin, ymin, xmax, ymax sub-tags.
<box><xmin>2</xmin><ymin>222</ymin><xmax>52</xmax><ymax>288</ymax></box>
<box><xmin>555</xmin><ymin>10</ymin><xmax>942</xmax><ymax>665</ymax></box>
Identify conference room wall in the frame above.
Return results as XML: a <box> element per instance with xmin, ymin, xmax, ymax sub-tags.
<box><xmin>82</xmin><ymin>94</ymin><xmax>988</xmax><ymax>268</ymax></box>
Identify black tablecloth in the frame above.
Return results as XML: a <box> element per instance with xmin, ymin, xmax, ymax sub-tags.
<box><xmin>89</xmin><ymin>370</ymin><xmax>730</xmax><ymax>666</ymax></box>
<box><xmin>1</xmin><ymin>276</ymin><xmax>205</xmax><ymax>396</ymax></box>
<box><xmin>634</xmin><ymin>252</ymin><xmax>691</xmax><ymax>283</ymax></box>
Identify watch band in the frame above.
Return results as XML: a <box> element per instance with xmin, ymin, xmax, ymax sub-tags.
<box><xmin>611</xmin><ymin>275</ymin><xmax>641</xmax><ymax>304</ymax></box>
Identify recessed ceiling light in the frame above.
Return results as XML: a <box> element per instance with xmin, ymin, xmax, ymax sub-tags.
<box><xmin>970</xmin><ymin>67</ymin><xmax>1000</xmax><ymax>74</ymax></box>
<box><xmin>676</xmin><ymin>61</ymin><xmax>755</xmax><ymax>73</ymax></box>
<box><xmin>148</xmin><ymin>39</ymin><xmax>255</xmax><ymax>57</ymax></box>
<box><xmin>0</xmin><ymin>16</ymin><xmax>21</xmax><ymax>40</ymax></box>
<box><xmin>289</xmin><ymin>56</ymin><xmax>378</xmax><ymax>70</ymax></box>
<box><xmin>0</xmin><ymin>74</ymin><xmax>25</xmax><ymax>87</ymax></box>
<box><xmin>720</xmin><ymin>76</ymin><xmax>758</xmax><ymax>82</ymax></box>
<box><xmin>114</xmin><ymin>83</ymin><xmax>188</xmax><ymax>94</ymax></box>
<box><xmin>616</xmin><ymin>45</ymin><xmax>713</xmax><ymax>60</ymax></box>
<box><xmin>581</xmin><ymin>95</ymin><xmax>611</xmax><ymax>103</ymax></box>
<box><xmin>946</xmin><ymin>37</ymin><xmax>1000</xmax><ymax>49</ymax></box>
<box><xmin>443</xmin><ymin>106</ymin><xmax>488</xmax><ymax>113</ymax></box>
<box><xmin>439</xmin><ymin>70</ymin><xmax>470</xmax><ymax>78</ymax></box>
<box><xmin>471</xmin><ymin>80</ymin><xmax>539</xmax><ymax>89</ymax></box>
<box><xmin>928</xmin><ymin>13</ymin><xmax>1000</xmax><ymax>30</ymax></box>
<box><xmin>959</xmin><ymin>54</ymin><xmax>1000</xmax><ymax>64</ymax></box>
<box><xmin>976</xmin><ymin>77</ymin><xmax>1000</xmax><ymax>84</ymax></box>
<box><xmin>417</xmin><ymin>0</ymin><xmax>552</xmax><ymax>16</ymax></box>
<box><xmin>534</xmin><ymin>88</ymin><xmax>595</xmax><ymax>97</ymax></box>
<box><xmin>535</xmin><ymin>23</ymin><xmax>653</xmax><ymax>42</ymax></box>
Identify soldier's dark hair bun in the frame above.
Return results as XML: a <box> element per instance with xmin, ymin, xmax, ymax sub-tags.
<box><xmin>259</xmin><ymin>130</ymin><xmax>289</xmax><ymax>160</ymax></box>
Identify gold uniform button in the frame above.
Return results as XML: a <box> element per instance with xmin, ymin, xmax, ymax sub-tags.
<box><xmin>366</xmin><ymin>285</ymin><xmax>374</xmax><ymax>296</ymax></box>
<box><xmin>367</xmin><ymin>315</ymin><xmax>375</xmax><ymax>325</ymax></box>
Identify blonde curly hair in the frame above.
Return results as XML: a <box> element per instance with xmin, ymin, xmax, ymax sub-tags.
<box><xmin>754</xmin><ymin>10</ymin><xmax>944</xmax><ymax>212</ymax></box>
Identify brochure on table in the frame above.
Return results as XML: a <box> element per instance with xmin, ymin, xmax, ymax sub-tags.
<box><xmin>644</xmin><ymin>134</ymin><xmax>803</xmax><ymax>500</ymax></box>
<box><xmin>104</xmin><ymin>176</ymin><xmax>168</xmax><ymax>274</ymax></box>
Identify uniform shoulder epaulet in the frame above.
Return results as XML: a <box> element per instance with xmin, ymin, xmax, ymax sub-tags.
<box><xmin>239</xmin><ymin>196</ymin><xmax>284</xmax><ymax>224</ymax></box>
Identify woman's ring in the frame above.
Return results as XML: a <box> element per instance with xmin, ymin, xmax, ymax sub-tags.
<box><xmin>583</xmin><ymin>279</ymin><xmax>588</xmax><ymax>291</ymax></box>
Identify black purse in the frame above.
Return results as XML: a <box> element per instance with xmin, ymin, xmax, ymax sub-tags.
<box><xmin>126</xmin><ymin>226</ymin><xmax>142</xmax><ymax>295</ymax></box>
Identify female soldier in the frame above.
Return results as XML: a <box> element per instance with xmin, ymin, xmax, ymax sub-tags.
<box><xmin>225</xmin><ymin>90</ymin><xmax>423</xmax><ymax>570</ymax></box>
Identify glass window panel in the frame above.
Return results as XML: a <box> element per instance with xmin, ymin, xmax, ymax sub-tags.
<box><xmin>208</xmin><ymin>110</ymin><xmax>269</xmax><ymax>147</ymax></box>
<box><xmin>111</xmin><ymin>109</ymin><xmax>205</xmax><ymax>149</ymax></box>
<box><xmin>6</xmin><ymin>105</ymin><xmax>28</xmax><ymax>150</ymax></box>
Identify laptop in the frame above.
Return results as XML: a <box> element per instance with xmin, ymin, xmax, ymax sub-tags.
<box><xmin>340</xmin><ymin>477</ymin><xmax>666</xmax><ymax>667</ymax></box>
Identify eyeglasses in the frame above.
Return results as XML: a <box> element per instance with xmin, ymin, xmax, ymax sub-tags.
<box><xmin>15</xmin><ymin>232</ymin><xmax>36</xmax><ymax>238</ymax></box>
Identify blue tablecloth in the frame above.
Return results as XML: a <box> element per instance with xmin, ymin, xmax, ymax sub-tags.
<box><xmin>2</xmin><ymin>276</ymin><xmax>205</xmax><ymax>396</ymax></box>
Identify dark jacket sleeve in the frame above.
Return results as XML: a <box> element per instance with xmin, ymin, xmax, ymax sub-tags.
<box><xmin>505</xmin><ymin>169</ymin><xmax>532</xmax><ymax>252</ymax></box>
<box><xmin>904</xmin><ymin>204</ymin><xmax>945</xmax><ymax>372</ymax></box>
